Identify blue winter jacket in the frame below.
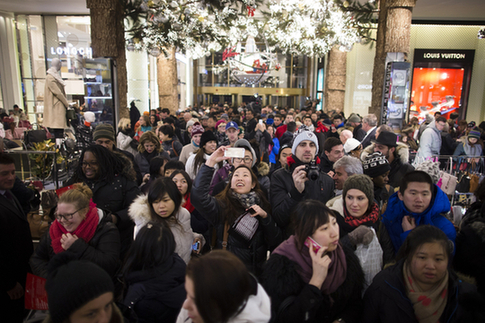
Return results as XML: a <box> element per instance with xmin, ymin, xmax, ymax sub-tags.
<box><xmin>382</xmin><ymin>185</ymin><xmax>455</xmax><ymax>253</ymax></box>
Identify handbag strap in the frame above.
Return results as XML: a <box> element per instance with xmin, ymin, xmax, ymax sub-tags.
<box><xmin>172</xmin><ymin>141</ymin><xmax>179</xmax><ymax>157</ymax></box>
<box><xmin>222</xmin><ymin>221</ymin><xmax>230</xmax><ymax>250</ymax></box>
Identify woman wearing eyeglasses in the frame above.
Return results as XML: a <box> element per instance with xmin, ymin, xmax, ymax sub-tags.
<box><xmin>30</xmin><ymin>183</ymin><xmax>121</xmax><ymax>279</ymax></box>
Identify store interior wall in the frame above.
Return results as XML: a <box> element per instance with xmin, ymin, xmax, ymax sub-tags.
<box><xmin>126</xmin><ymin>50</ymin><xmax>149</xmax><ymax>114</ymax></box>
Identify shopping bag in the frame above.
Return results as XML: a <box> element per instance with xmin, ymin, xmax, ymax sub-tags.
<box><xmin>24</xmin><ymin>273</ymin><xmax>48</xmax><ymax>310</ymax></box>
<box><xmin>439</xmin><ymin>171</ymin><xmax>457</xmax><ymax>195</ymax></box>
<box><xmin>354</xmin><ymin>227</ymin><xmax>383</xmax><ymax>291</ymax></box>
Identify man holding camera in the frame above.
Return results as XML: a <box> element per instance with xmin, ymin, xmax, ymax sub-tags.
<box><xmin>270</xmin><ymin>129</ymin><xmax>334</xmax><ymax>237</ymax></box>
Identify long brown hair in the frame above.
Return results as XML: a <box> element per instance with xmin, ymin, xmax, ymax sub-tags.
<box><xmin>215</xmin><ymin>165</ymin><xmax>270</xmax><ymax>225</ymax></box>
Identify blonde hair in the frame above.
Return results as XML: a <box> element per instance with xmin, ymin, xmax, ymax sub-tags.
<box><xmin>137</xmin><ymin>131</ymin><xmax>161</xmax><ymax>153</ymax></box>
<box><xmin>118</xmin><ymin>118</ymin><xmax>131</xmax><ymax>131</ymax></box>
<box><xmin>58</xmin><ymin>183</ymin><xmax>93</xmax><ymax>217</ymax></box>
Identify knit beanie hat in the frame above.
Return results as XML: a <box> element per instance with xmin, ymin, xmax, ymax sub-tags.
<box><xmin>234</xmin><ymin>138</ymin><xmax>257</xmax><ymax>167</ymax></box>
<box><xmin>191</xmin><ymin>122</ymin><xmax>204</xmax><ymax>137</ymax></box>
<box><xmin>343</xmin><ymin>174</ymin><xmax>374</xmax><ymax>203</ymax></box>
<box><xmin>415</xmin><ymin>160</ymin><xmax>440</xmax><ymax>184</ymax></box>
<box><xmin>200</xmin><ymin>130</ymin><xmax>218</xmax><ymax>149</ymax></box>
<box><xmin>468</xmin><ymin>127</ymin><xmax>481</xmax><ymax>140</ymax></box>
<box><xmin>344</xmin><ymin>138</ymin><xmax>361</xmax><ymax>153</ymax></box>
<box><xmin>186</xmin><ymin>119</ymin><xmax>195</xmax><ymax>130</ymax></box>
<box><xmin>215</xmin><ymin>119</ymin><xmax>226</xmax><ymax>129</ymax></box>
<box><xmin>363</xmin><ymin>152</ymin><xmax>391</xmax><ymax>178</ymax></box>
<box><xmin>348</xmin><ymin>114</ymin><xmax>361</xmax><ymax>123</ymax></box>
<box><xmin>45</xmin><ymin>253</ymin><xmax>114</xmax><ymax>323</ymax></box>
<box><xmin>291</xmin><ymin>128</ymin><xmax>319</xmax><ymax>156</ymax></box>
<box><xmin>93</xmin><ymin>123</ymin><xmax>115</xmax><ymax>142</ymax></box>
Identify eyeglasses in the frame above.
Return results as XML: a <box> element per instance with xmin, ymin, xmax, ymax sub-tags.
<box><xmin>234</xmin><ymin>157</ymin><xmax>253</xmax><ymax>163</ymax></box>
<box><xmin>55</xmin><ymin>208</ymin><xmax>83</xmax><ymax>221</ymax></box>
<box><xmin>82</xmin><ymin>161</ymin><xmax>98</xmax><ymax>168</ymax></box>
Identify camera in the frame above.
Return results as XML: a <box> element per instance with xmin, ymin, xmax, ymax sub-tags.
<box><xmin>304</xmin><ymin>160</ymin><xmax>319</xmax><ymax>181</ymax></box>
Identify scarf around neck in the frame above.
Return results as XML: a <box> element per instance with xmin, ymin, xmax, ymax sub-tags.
<box><xmin>232</xmin><ymin>190</ymin><xmax>260</xmax><ymax>209</ymax></box>
<box><xmin>403</xmin><ymin>262</ymin><xmax>449</xmax><ymax>323</ymax></box>
<box><xmin>343</xmin><ymin>202</ymin><xmax>380</xmax><ymax>228</ymax></box>
<box><xmin>50</xmin><ymin>200</ymin><xmax>99</xmax><ymax>254</ymax></box>
<box><xmin>183</xmin><ymin>193</ymin><xmax>195</xmax><ymax>213</ymax></box>
<box><xmin>272</xmin><ymin>235</ymin><xmax>347</xmax><ymax>294</ymax></box>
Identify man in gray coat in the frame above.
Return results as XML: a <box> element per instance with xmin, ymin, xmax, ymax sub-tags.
<box><xmin>415</xmin><ymin>116</ymin><xmax>447</xmax><ymax>161</ymax></box>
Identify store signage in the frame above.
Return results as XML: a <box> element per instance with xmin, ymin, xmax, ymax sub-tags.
<box><xmin>50</xmin><ymin>46</ymin><xmax>93</xmax><ymax>57</ymax></box>
<box><xmin>414</xmin><ymin>49</ymin><xmax>475</xmax><ymax>64</ymax></box>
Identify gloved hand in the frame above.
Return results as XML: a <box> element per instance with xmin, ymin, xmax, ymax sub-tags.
<box><xmin>348</xmin><ymin>225</ymin><xmax>374</xmax><ymax>246</ymax></box>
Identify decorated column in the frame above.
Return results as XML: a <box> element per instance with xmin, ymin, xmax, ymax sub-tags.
<box><xmin>157</xmin><ymin>48</ymin><xmax>178</xmax><ymax>114</ymax></box>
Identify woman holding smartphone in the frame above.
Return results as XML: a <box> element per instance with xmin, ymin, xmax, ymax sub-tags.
<box><xmin>261</xmin><ymin>200</ymin><xmax>364</xmax><ymax>323</ymax></box>
<box><xmin>191</xmin><ymin>146</ymin><xmax>282</xmax><ymax>276</ymax></box>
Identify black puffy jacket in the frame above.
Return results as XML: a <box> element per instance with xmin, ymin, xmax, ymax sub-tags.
<box><xmin>191</xmin><ymin>164</ymin><xmax>282</xmax><ymax>276</ymax></box>
<box><xmin>123</xmin><ymin>254</ymin><xmax>186</xmax><ymax>323</ymax></box>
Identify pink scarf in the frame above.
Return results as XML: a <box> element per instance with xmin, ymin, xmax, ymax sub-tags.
<box><xmin>50</xmin><ymin>200</ymin><xmax>99</xmax><ymax>254</ymax></box>
<box><xmin>273</xmin><ymin>235</ymin><xmax>347</xmax><ymax>294</ymax></box>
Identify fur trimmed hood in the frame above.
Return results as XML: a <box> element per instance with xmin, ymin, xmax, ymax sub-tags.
<box><xmin>128</xmin><ymin>194</ymin><xmax>151</xmax><ymax>229</ymax></box>
<box><xmin>361</xmin><ymin>142</ymin><xmax>410</xmax><ymax>164</ymax></box>
<box><xmin>257</xmin><ymin>161</ymin><xmax>270</xmax><ymax>177</ymax></box>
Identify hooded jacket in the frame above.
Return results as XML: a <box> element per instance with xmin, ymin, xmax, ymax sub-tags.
<box><xmin>362</xmin><ymin>260</ymin><xmax>485</xmax><ymax>323</ymax></box>
<box><xmin>361</xmin><ymin>142</ymin><xmax>414</xmax><ymax>188</ymax></box>
<box><xmin>382</xmin><ymin>185</ymin><xmax>455</xmax><ymax>253</ymax></box>
<box><xmin>129</xmin><ymin>195</ymin><xmax>199</xmax><ymax>264</ymax></box>
<box><xmin>123</xmin><ymin>254</ymin><xmax>186</xmax><ymax>323</ymax></box>
<box><xmin>176</xmin><ymin>282</ymin><xmax>271</xmax><ymax>323</ymax></box>
<box><xmin>416</xmin><ymin>120</ymin><xmax>442</xmax><ymax>159</ymax></box>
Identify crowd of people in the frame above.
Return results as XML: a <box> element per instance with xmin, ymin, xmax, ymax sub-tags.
<box><xmin>2</xmin><ymin>101</ymin><xmax>485</xmax><ymax>323</ymax></box>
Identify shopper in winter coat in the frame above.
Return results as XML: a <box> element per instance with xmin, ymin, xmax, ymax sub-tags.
<box><xmin>122</xmin><ymin>222</ymin><xmax>186</xmax><ymax>323</ymax></box>
<box><xmin>453</xmin><ymin>126</ymin><xmax>483</xmax><ymax>156</ymax></box>
<box><xmin>42</xmin><ymin>253</ymin><xmax>124</xmax><ymax>323</ymax></box>
<box><xmin>361</xmin><ymin>131</ymin><xmax>414</xmax><ymax>188</ymax></box>
<box><xmin>362</xmin><ymin>151</ymin><xmax>394</xmax><ymax>214</ymax></box>
<box><xmin>65</xmin><ymin>145</ymin><xmax>141</xmax><ymax>258</ymax></box>
<box><xmin>129</xmin><ymin>177</ymin><xmax>203</xmax><ymax>264</ymax></box>
<box><xmin>179</xmin><ymin>122</ymin><xmax>204</xmax><ymax>165</ymax></box>
<box><xmin>362</xmin><ymin>225</ymin><xmax>485</xmax><ymax>323</ymax></box>
<box><xmin>30</xmin><ymin>183</ymin><xmax>120</xmax><ymax>278</ymax></box>
<box><xmin>75</xmin><ymin>111</ymin><xmax>95</xmax><ymax>152</ymax></box>
<box><xmin>177</xmin><ymin>250</ymin><xmax>271</xmax><ymax>323</ymax></box>
<box><xmin>169</xmin><ymin>170</ymin><xmax>209</xmax><ymax>240</ymax></box>
<box><xmin>415</xmin><ymin>117</ymin><xmax>447</xmax><ymax>161</ymax></box>
<box><xmin>135</xmin><ymin>131</ymin><xmax>170</xmax><ymax>176</ymax></box>
<box><xmin>185</xmin><ymin>130</ymin><xmax>218</xmax><ymax>180</ymax></box>
<box><xmin>117</xmin><ymin>117</ymin><xmax>138</xmax><ymax>156</ymax></box>
<box><xmin>159</xmin><ymin>124</ymin><xmax>184</xmax><ymax>160</ymax></box>
<box><xmin>261</xmin><ymin>200</ymin><xmax>364</xmax><ymax>323</ymax></box>
<box><xmin>270</xmin><ymin>129</ymin><xmax>334</xmax><ymax>237</ymax></box>
<box><xmin>382</xmin><ymin>171</ymin><xmax>456</xmax><ymax>254</ymax></box>
<box><xmin>191</xmin><ymin>146</ymin><xmax>282</xmax><ymax>276</ymax></box>
<box><xmin>337</xmin><ymin>175</ymin><xmax>395</xmax><ymax>265</ymax></box>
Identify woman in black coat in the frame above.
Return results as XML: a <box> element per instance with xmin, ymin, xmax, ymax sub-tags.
<box><xmin>30</xmin><ymin>183</ymin><xmax>120</xmax><ymax>278</ymax></box>
<box><xmin>261</xmin><ymin>200</ymin><xmax>364</xmax><ymax>323</ymax></box>
<box><xmin>362</xmin><ymin>225</ymin><xmax>485</xmax><ymax>323</ymax></box>
<box><xmin>122</xmin><ymin>222</ymin><xmax>186</xmax><ymax>323</ymax></box>
<box><xmin>191</xmin><ymin>146</ymin><xmax>282</xmax><ymax>276</ymax></box>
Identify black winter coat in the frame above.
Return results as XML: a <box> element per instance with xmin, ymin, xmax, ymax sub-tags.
<box><xmin>270</xmin><ymin>159</ymin><xmax>334</xmax><ymax>237</ymax></box>
<box><xmin>362</xmin><ymin>260</ymin><xmax>485</xmax><ymax>323</ymax></box>
<box><xmin>389</xmin><ymin>157</ymin><xmax>414</xmax><ymax>188</ymax></box>
<box><xmin>261</xmin><ymin>243</ymin><xmax>364</xmax><ymax>323</ymax></box>
<box><xmin>191</xmin><ymin>164</ymin><xmax>282</xmax><ymax>276</ymax></box>
<box><xmin>123</xmin><ymin>255</ymin><xmax>186</xmax><ymax>323</ymax></box>
<box><xmin>30</xmin><ymin>210</ymin><xmax>120</xmax><ymax>278</ymax></box>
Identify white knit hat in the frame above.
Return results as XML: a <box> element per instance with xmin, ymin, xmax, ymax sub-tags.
<box><xmin>291</xmin><ymin>128</ymin><xmax>319</xmax><ymax>156</ymax></box>
<box><xmin>344</xmin><ymin>138</ymin><xmax>361</xmax><ymax>153</ymax></box>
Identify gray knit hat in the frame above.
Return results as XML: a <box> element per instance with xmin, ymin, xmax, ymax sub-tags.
<box><xmin>342</xmin><ymin>174</ymin><xmax>374</xmax><ymax>204</ymax></box>
<box><xmin>363</xmin><ymin>151</ymin><xmax>391</xmax><ymax>178</ymax></box>
<box><xmin>291</xmin><ymin>128</ymin><xmax>319</xmax><ymax>156</ymax></box>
